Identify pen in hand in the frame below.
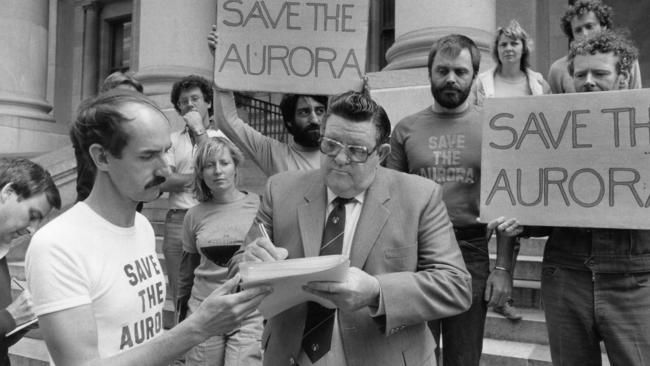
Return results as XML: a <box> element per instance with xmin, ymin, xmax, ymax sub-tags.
<box><xmin>258</xmin><ymin>222</ymin><xmax>270</xmax><ymax>241</ymax></box>
<box><xmin>11</xmin><ymin>277</ymin><xmax>24</xmax><ymax>291</ymax></box>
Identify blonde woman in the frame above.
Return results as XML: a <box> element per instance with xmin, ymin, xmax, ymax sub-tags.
<box><xmin>178</xmin><ymin>137</ymin><xmax>263</xmax><ymax>366</ymax></box>
<box><xmin>474</xmin><ymin>19</ymin><xmax>551</xmax><ymax>106</ymax></box>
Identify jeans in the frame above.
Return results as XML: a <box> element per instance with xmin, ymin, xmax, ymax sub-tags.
<box><xmin>429</xmin><ymin>236</ymin><xmax>489</xmax><ymax>366</ymax></box>
<box><xmin>163</xmin><ymin>209</ymin><xmax>187</xmax><ymax>322</ymax></box>
<box><xmin>541</xmin><ymin>265</ymin><xmax>650</xmax><ymax>366</ymax></box>
<box><xmin>185</xmin><ymin>297</ymin><xmax>263</xmax><ymax>366</ymax></box>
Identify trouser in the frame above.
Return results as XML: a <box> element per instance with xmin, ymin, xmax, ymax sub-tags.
<box><xmin>429</xmin><ymin>234</ymin><xmax>490</xmax><ymax>366</ymax></box>
<box><xmin>185</xmin><ymin>297</ymin><xmax>263</xmax><ymax>366</ymax></box>
<box><xmin>163</xmin><ymin>208</ymin><xmax>187</xmax><ymax>323</ymax></box>
<box><xmin>541</xmin><ymin>265</ymin><xmax>650</xmax><ymax>366</ymax></box>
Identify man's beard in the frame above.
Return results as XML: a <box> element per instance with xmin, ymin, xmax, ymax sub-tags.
<box><xmin>431</xmin><ymin>82</ymin><xmax>471</xmax><ymax>109</ymax></box>
<box><xmin>292</xmin><ymin>123</ymin><xmax>321</xmax><ymax>148</ymax></box>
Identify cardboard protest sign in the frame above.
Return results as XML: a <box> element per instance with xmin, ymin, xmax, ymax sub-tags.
<box><xmin>480</xmin><ymin>89</ymin><xmax>650</xmax><ymax>229</ymax></box>
<box><xmin>214</xmin><ymin>0</ymin><xmax>369</xmax><ymax>95</ymax></box>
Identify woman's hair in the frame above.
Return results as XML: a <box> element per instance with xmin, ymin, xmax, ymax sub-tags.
<box><xmin>492</xmin><ymin>19</ymin><xmax>533</xmax><ymax>72</ymax></box>
<box><xmin>193</xmin><ymin>137</ymin><xmax>245</xmax><ymax>202</ymax></box>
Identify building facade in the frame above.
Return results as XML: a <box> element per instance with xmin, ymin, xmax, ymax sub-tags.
<box><xmin>0</xmin><ymin>0</ymin><xmax>647</xmax><ymax>156</ymax></box>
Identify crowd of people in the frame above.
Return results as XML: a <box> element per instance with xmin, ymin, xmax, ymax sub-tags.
<box><xmin>0</xmin><ymin>1</ymin><xmax>647</xmax><ymax>366</ymax></box>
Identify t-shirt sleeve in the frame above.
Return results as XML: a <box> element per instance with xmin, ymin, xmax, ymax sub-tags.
<box><xmin>26</xmin><ymin>232</ymin><xmax>92</xmax><ymax>317</ymax></box>
<box><xmin>386</xmin><ymin>123</ymin><xmax>408</xmax><ymax>172</ymax></box>
<box><xmin>182</xmin><ymin>210</ymin><xmax>198</xmax><ymax>254</ymax></box>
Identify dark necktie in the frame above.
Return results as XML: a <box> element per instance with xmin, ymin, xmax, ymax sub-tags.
<box><xmin>302</xmin><ymin>197</ymin><xmax>352</xmax><ymax>363</ymax></box>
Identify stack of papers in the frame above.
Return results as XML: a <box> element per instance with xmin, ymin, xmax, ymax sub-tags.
<box><xmin>239</xmin><ymin>255</ymin><xmax>349</xmax><ymax>318</ymax></box>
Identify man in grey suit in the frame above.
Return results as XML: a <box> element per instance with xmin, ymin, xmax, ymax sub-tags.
<box><xmin>236</xmin><ymin>90</ymin><xmax>472</xmax><ymax>366</ymax></box>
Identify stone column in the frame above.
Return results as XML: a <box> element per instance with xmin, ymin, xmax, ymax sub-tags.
<box><xmin>384</xmin><ymin>0</ymin><xmax>496</xmax><ymax>71</ymax></box>
<box><xmin>0</xmin><ymin>0</ymin><xmax>53</xmax><ymax>127</ymax></box>
<box><xmin>133</xmin><ymin>0</ymin><xmax>216</xmax><ymax>125</ymax></box>
<box><xmin>81</xmin><ymin>1</ymin><xmax>101</xmax><ymax>98</ymax></box>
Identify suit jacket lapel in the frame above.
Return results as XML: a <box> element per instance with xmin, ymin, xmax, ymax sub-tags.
<box><xmin>298</xmin><ymin>173</ymin><xmax>327</xmax><ymax>258</ymax></box>
<box><xmin>350</xmin><ymin>168</ymin><xmax>391</xmax><ymax>268</ymax></box>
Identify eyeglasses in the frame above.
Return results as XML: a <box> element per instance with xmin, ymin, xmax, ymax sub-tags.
<box><xmin>177</xmin><ymin>95</ymin><xmax>203</xmax><ymax>108</ymax></box>
<box><xmin>319</xmin><ymin>137</ymin><xmax>377</xmax><ymax>163</ymax></box>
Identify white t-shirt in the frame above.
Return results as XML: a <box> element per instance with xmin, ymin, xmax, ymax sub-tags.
<box><xmin>26</xmin><ymin>202</ymin><xmax>166</xmax><ymax>358</ymax></box>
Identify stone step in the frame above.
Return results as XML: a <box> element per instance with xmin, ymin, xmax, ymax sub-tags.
<box><xmin>480</xmin><ymin>338</ymin><xmax>551</xmax><ymax>366</ymax></box>
<box><xmin>511</xmin><ymin>279</ymin><xmax>542</xmax><ymax>309</ymax></box>
<box><xmin>488</xmin><ymin>236</ymin><xmax>547</xmax><ymax>257</ymax></box>
<box><xmin>5</xmin><ymin>237</ymin><xmax>31</xmax><ymax>262</ymax></box>
<box><xmin>8</xmin><ymin>261</ymin><xmax>25</xmax><ymax>280</ymax></box>
<box><xmin>490</xmin><ymin>254</ymin><xmax>542</xmax><ymax>282</ymax></box>
<box><xmin>480</xmin><ymin>338</ymin><xmax>611</xmax><ymax>366</ymax></box>
<box><xmin>140</xmin><ymin>206</ymin><xmax>168</xmax><ymax>223</ymax></box>
<box><xmin>8</xmin><ymin>337</ymin><xmax>50</xmax><ymax>366</ymax></box>
<box><xmin>151</xmin><ymin>222</ymin><xmax>165</xmax><ymax>237</ymax></box>
<box><xmin>484</xmin><ymin>308</ymin><xmax>548</xmax><ymax>345</ymax></box>
<box><xmin>142</xmin><ymin>195</ymin><xmax>170</xmax><ymax>209</ymax></box>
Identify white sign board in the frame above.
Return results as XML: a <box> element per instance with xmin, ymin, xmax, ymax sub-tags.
<box><xmin>480</xmin><ymin>89</ymin><xmax>650</xmax><ymax>229</ymax></box>
<box><xmin>214</xmin><ymin>0</ymin><xmax>369</xmax><ymax>95</ymax></box>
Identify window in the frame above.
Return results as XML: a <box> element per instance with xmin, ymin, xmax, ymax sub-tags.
<box><xmin>367</xmin><ymin>0</ymin><xmax>395</xmax><ymax>71</ymax></box>
<box><xmin>109</xmin><ymin>17</ymin><xmax>132</xmax><ymax>73</ymax></box>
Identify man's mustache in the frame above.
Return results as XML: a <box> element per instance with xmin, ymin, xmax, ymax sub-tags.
<box><xmin>145</xmin><ymin>176</ymin><xmax>166</xmax><ymax>189</ymax></box>
<box><xmin>441</xmin><ymin>85</ymin><xmax>462</xmax><ymax>92</ymax></box>
<box><xmin>305</xmin><ymin>124</ymin><xmax>321</xmax><ymax>132</ymax></box>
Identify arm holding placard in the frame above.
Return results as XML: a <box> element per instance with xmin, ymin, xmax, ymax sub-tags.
<box><xmin>484</xmin><ymin>217</ymin><xmax>522</xmax><ymax>307</ymax></box>
<box><xmin>209</xmin><ymin>26</ymin><xmax>291</xmax><ymax>177</ymax></box>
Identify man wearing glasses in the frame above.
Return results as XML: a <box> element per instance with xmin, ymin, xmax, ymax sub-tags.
<box><xmin>235</xmin><ymin>90</ymin><xmax>472</xmax><ymax>366</ymax></box>
<box><xmin>387</xmin><ymin>35</ymin><xmax>520</xmax><ymax>366</ymax></box>
<box><xmin>159</xmin><ymin>75</ymin><xmax>226</xmax><ymax>319</ymax></box>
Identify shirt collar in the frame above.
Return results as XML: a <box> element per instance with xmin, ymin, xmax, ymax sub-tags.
<box><xmin>326</xmin><ymin>188</ymin><xmax>365</xmax><ymax>206</ymax></box>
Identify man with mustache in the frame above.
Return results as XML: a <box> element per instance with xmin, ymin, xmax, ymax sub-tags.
<box><xmin>208</xmin><ymin>28</ymin><xmax>328</xmax><ymax>176</ymax></box>
<box><xmin>386</xmin><ymin>34</ymin><xmax>520</xmax><ymax>366</ymax></box>
<box><xmin>26</xmin><ymin>90</ymin><xmax>269</xmax><ymax>365</ymax></box>
<box><xmin>159</xmin><ymin>75</ymin><xmax>226</xmax><ymax>317</ymax></box>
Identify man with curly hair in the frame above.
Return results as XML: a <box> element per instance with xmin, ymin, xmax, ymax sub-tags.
<box><xmin>533</xmin><ymin>30</ymin><xmax>650</xmax><ymax>365</ymax></box>
<box><xmin>547</xmin><ymin>0</ymin><xmax>642</xmax><ymax>93</ymax></box>
<box><xmin>159</xmin><ymin>75</ymin><xmax>226</xmax><ymax>316</ymax></box>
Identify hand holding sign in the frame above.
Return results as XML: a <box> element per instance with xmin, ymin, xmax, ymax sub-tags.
<box><xmin>480</xmin><ymin>89</ymin><xmax>650</xmax><ymax>230</ymax></box>
<box><xmin>213</xmin><ymin>0</ymin><xmax>368</xmax><ymax>95</ymax></box>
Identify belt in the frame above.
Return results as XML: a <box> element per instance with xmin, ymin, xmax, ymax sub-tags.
<box><xmin>168</xmin><ymin>208</ymin><xmax>189</xmax><ymax>214</ymax></box>
<box><xmin>453</xmin><ymin>226</ymin><xmax>487</xmax><ymax>241</ymax></box>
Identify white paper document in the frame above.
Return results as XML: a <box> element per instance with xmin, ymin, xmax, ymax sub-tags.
<box><xmin>239</xmin><ymin>255</ymin><xmax>350</xmax><ymax>318</ymax></box>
